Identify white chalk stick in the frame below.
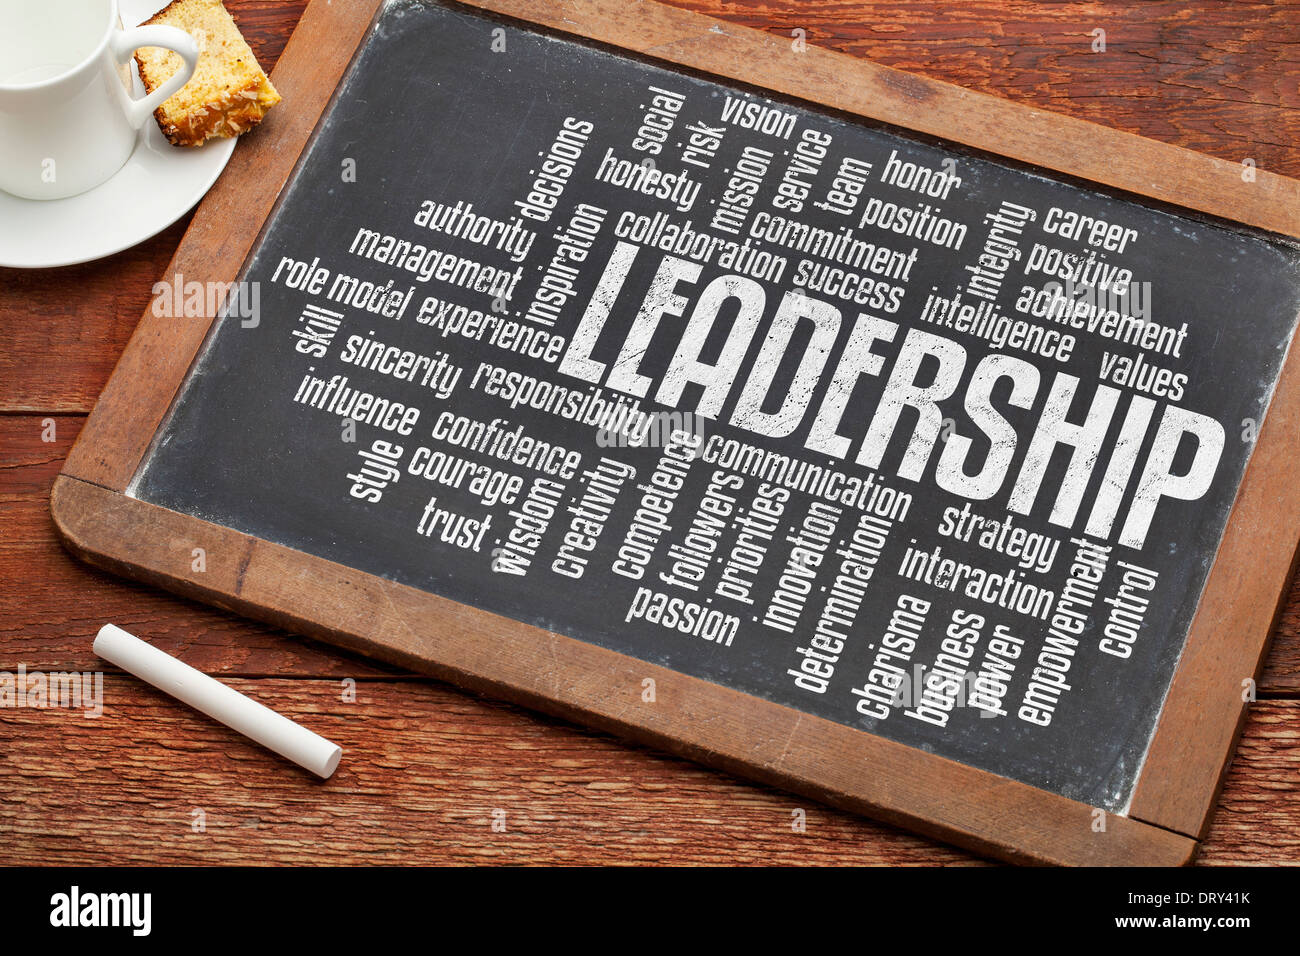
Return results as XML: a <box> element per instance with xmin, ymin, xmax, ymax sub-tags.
<box><xmin>94</xmin><ymin>623</ymin><xmax>342</xmax><ymax>779</ymax></box>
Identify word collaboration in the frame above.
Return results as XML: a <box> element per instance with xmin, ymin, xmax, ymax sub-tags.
<box><xmin>135</xmin><ymin>2</ymin><xmax>1300</xmax><ymax>811</ymax></box>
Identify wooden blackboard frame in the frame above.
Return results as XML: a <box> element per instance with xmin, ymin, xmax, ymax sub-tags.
<box><xmin>51</xmin><ymin>0</ymin><xmax>1300</xmax><ymax>865</ymax></box>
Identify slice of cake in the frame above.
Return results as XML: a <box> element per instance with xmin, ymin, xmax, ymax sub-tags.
<box><xmin>135</xmin><ymin>0</ymin><xmax>281</xmax><ymax>147</ymax></box>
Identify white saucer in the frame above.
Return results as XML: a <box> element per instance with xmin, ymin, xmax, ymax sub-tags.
<box><xmin>0</xmin><ymin>0</ymin><xmax>236</xmax><ymax>269</ymax></box>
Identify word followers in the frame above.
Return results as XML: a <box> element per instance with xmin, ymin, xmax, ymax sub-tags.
<box><xmin>558</xmin><ymin>242</ymin><xmax>1224</xmax><ymax>550</ymax></box>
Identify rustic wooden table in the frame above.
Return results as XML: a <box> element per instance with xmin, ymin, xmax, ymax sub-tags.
<box><xmin>2</xmin><ymin>0</ymin><xmax>1297</xmax><ymax>866</ymax></box>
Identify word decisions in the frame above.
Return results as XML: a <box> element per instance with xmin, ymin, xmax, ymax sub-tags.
<box><xmin>559</xmin><ymin>243</ymin><xmax>1225</xmax><ymax>550</ymax></box>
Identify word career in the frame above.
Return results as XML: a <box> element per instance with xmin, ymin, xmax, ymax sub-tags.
<box><xmin>558</xmin><ymin>242</ymin><xmax>1225</xmax><ymax>551</ymax></box>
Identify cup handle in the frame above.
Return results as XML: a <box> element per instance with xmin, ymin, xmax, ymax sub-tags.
<box><xmin>111</xmin><ymin>25</ymin><xmax>200</xmax><ymax>129</ymax></box>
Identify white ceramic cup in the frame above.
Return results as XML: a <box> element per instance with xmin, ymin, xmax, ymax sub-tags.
<box><xmin>0</xmin><ymin>0</ymin><xmax>199</xmax><ymax>200</ymax></box>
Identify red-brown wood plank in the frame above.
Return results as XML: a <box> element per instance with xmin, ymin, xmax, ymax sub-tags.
<box><xmin>4</xmin><ymin>1</ymin><xmax>1296</xmax><ymax>410</ymax></box>
<box><xmin>2</xmin><ymin>0</ymin><xmax>1298</xmax><ymax>865</ymax></box>
<box><xmin>2</xmin><ymin>417</ymin><xmax>398</xmax><ymax>678</ymax></box>
<box><xmin>0</xmin><ymin>675</ymin><xmax>1293</xmax><ymax>865</ymax></box>
<box><xmin>3</xmin><ymin>411</ymin><xmax>1298</xmax><ymax>862</ymax></box>
<box><xmin>0</xmin><ymin>0</ymin><xmax>308</xmax><ymax>413</ymax></box>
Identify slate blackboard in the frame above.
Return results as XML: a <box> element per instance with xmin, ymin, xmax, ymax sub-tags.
<box><xmin>127</xmin><ymin>0</ymin><xmax>1300</xmax><ymax>813</ymax></box>
<box><xmin>50</xmin><ymin>0</ymin><xmax>1300</xmax><ymax>864</ymax></box>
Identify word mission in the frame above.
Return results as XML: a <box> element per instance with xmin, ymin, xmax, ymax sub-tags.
<box><xmin>133</xmin><ymin>0</ymin><xmax>1300</xmax><ymax>813</ymax></box>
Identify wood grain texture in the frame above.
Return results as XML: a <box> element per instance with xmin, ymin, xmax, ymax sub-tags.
<box><xmin>471</xmin><ymin>0</ymin><xmax>1300</xmax><ymax>236</ymax></box>
<box><xmin>668</xmin><ymin>1</ymin><xmax>1300</xmax><ymax>176</ymax></box>
<box><xmin>2</xmin><ymin>0</ymin><xmax>1300</xmax><ymax>865</ymax></box>
<box><xmin>2</xmin><ymin>418</ymin><xmax>400</xmax><ymax>679</ymax></box>
<box><xmin>1127</xmin><ymin>317</ymin><xmax>1300</xmax><ymax>839</ymax></box>
<box><xmin>4</xmin><ymin>1</ymin><xmax>1298</xmax><ymax>411</ymax></box>
<box><xmin>68</xmin><ymin>0</ymin><xmax>1300</xmax><ymax>491</ymax></box>
<box><xmin>1199</xmin><ymin>705</ymin><xmax>1300</xmax><ymax>866</ymax></box>
<box><xmin>0</xmin><ymin>676</ymin><xmax>1292</xmax><ymax>866</ymax></box>
<box><xmin>50</xmin><ymin>0</ymin><xmax>1246</xmax><ymax>865</ymax></box>
<box><xmin>49</xmin><ymin>472</ymin><xmax>1197</xmax><ymax>866</ymax></box>
<box><xmin>11</xmin><ymin>415</ymin><xmax>1300</xmax><ymax>689</ymax></box>
<box><xmin>0</xmin><ymin>1</ymin><xmax>307</xmax><ymax>415</ymax></box>
<box><xmin>0</xmin><ymin>678</ymin><xmax>980</xmax><ymax>865</ymax></box>
<box><xmin>61</xmin><ymin>0</ymin><xmax>372</xmax><ymax>490</ymax></box>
